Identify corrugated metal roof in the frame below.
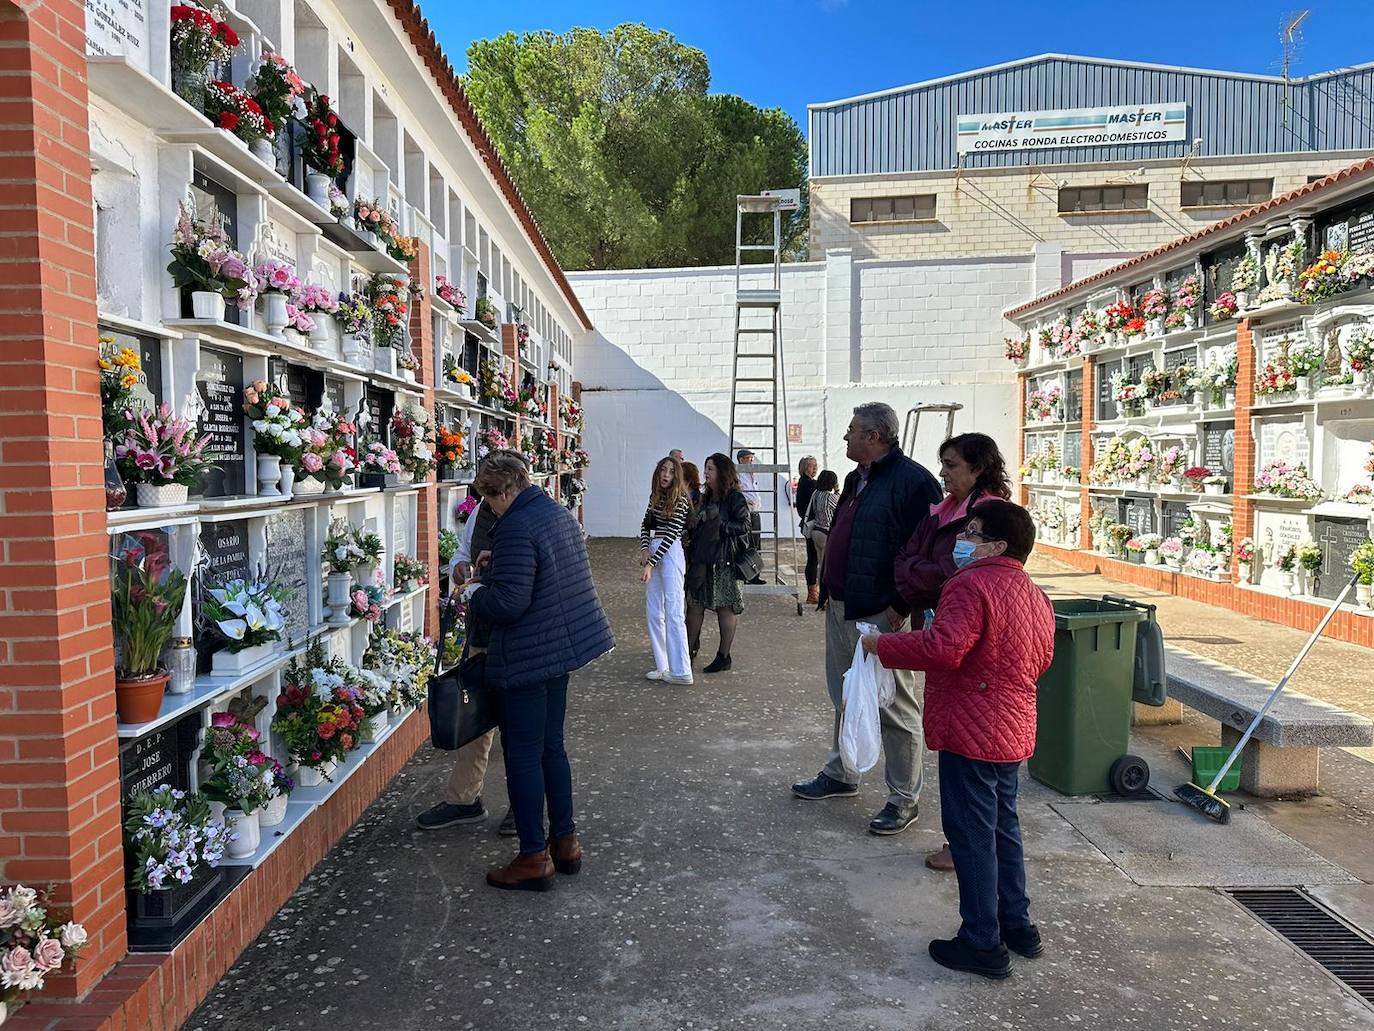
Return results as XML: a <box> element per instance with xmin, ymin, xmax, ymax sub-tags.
<box><xmin>810</xmin><ymin>54</ymin><xmax>1374</xmax><ymax>177</ymax></box>
<box><xmin>1004</xmin><ymin>156</ymin><xmax>1374</xmax><ymax>319</ymax></box>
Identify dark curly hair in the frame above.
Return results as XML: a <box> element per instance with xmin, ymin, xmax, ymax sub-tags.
<box><xmin>940</xmin><ymin>433</ymin><xmax>1011</xmax><ymax>500</ymax></box>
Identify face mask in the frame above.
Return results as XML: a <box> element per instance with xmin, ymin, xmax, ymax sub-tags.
<box><xmin>952</xmin><ymin>540</ymin><xmax>979</xmax><ymax>569</ymax></box>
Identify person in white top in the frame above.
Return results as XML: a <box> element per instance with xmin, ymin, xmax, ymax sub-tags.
<box><xmin>736</xmin><ymin>449</ymin><xmax>764</xmax><ymax>583</ymax></box>
<box><xmin>639</xmin><ymin>456</ymin><xmax>693</xmax><ymax>685</ymax></box>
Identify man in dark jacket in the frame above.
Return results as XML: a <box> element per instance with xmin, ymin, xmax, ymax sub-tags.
<box><xmin>464</xmin><ymin>454</ymin><xmax>615</xmax><ymax>890</ymax></box>
<box><xmin>791</xmin><ymin>402</ymin><xmax>941</xmax><ymax>836</ymax></box>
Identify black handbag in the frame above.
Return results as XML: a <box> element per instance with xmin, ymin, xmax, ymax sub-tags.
<box><xmin>730</xmin><ymin>533</ymin><xmax>763</xmax><ymax>583</ymax></box>
<box><xmin>427</xmin><ymin>603</ymin><xmax>501</xmax><ymax>750</ymax></box>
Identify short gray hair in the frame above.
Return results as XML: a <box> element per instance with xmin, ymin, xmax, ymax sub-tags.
<box><xmin>851</xmin><ymin>403</ymin><xmax>900</xmax><ymax>447</ymax></box>
<box><xmin>474</xmin><ymin>451</ymin><xmax>531</xmax><ymax>497</ymax></box>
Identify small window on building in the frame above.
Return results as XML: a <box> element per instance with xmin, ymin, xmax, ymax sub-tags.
<box><xmin>850</xmin><ymin>194</ymin><xmax>937</xmax><ymax>224</ymax></box>
<box><xmin>1180</xmin><ymin>179</ymin><xmax>1272</xmax><ymax>208</ymax></box>
<box><xmin>1058</xmin><ymin>184</ymin><xmax>1149</xmax><ymax>214</ymax></box>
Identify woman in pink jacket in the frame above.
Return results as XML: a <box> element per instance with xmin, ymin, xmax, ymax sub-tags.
<box><xmin>863</xmin><ymin>500</ymin><xmax>1054</xmax><ymax>980</ymax></box>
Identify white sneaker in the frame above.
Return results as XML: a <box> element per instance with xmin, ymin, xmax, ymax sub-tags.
<box><xmin>664</xmin><ymin>673</ymin><xmax>694</xmax><ymax>686</ymax></box>
<box><xmin>645</xmin><ymin>669</ymin><xmax>666</xmax><ymax>681</ymax></box>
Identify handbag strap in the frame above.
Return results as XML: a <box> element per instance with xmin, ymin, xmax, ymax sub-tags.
<box><xmin>435</xmin><ymin>597</ymin><xmax>460</xmax><ymax>676</ymax></box>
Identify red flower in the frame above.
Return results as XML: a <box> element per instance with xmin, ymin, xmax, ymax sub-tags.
<box><xmin>318</xmin><ymin>723</ymin><xmax>336</xmax><ymax>740</ymax></box>
<box><xmin>217</xmin><ymin>23</ymin><xmax>240</xmax><ymax>47</ymax></box>
<box><xmin>170</xmin><ymin>5</ymin><xmax>196</xmax><ymax>20</ymax></box>
<box><xmin>340</xmin><ymin>733</ymin><xmax>354</xmax><ymax>750</ymax></box>
<box><xmin>263</xmin><ymin>118</ymin><xmax>275</xmax><ymax>136</ymax></box>
<box><xmin>219</xmin><ymin>112</ymin><xmax>240</xmax><ymax>131</ymax></box>
<box><xmin>244</xmin><ymin>98</ymin><xmax>262</xmax><ymax>114</ymax></box>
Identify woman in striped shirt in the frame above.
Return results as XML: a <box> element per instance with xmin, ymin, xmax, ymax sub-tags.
<box><xmin>640</xmin><ymin>456</ymin><xmax>693</xmax><ymax>685</ymax></box>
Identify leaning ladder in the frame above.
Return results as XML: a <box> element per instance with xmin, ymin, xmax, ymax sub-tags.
<box><xmin>729</xmin><ymin>195</ymin><xmax>802</xmax><ymax>616</ymax></box>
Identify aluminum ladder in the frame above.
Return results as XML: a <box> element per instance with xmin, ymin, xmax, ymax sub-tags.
<box><xmin>730</xmin><ymin>194</ymin><xmax>802</xmax><ymax>615</ymax></box>
<box><xmin>901</xmin><ymin>403</ymin><xmax>964</xmax><ymax>459</ymax></box>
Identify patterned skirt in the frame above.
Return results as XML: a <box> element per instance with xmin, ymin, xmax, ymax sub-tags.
<box><xmin>688</xmin><ymin>562</ymin><xmax>743</xmax><ymax>614</ymax></box>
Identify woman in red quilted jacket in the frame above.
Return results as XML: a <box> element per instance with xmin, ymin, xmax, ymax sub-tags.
<box><xmin>862</xmin><ymin>500</ymin><xmax>1055</xmax><ymax>980</ymax></box>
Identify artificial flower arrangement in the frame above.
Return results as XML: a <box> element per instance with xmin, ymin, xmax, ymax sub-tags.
<box><xmin>1297</xmin><ymin>250</ymin><xmax>1356</xmax><ymax>303</ymax></box>
<box><xmin>1164</xmin><ymin>307</ymin><xmax>1188</xmax><ymax>331</ymax></box>
<box><xmin>272</xmin><ymin>643</ymin><xmax>365</xmax><ymax>776</ymax></box>
<box><xmin>476</xmin><ymin>427</ymin><xmax>509</xmax><ymax>460</ymax></box>
<box><xmin>123</xmin><ymin>786</ymin><xmax>228</xmax><ymax>893</ymax></box>
<box><xmin>1072</xmin><ymin>308</ymin><xmax>1100</xmax><ymax>344</ymax></box>
<box><xmin>1060</xmin><ymin>465</ymin><xmax>1080</xmax><ymax>481</ymax></box>
<box><xmin>1125</xmin><ymin>437</ymin><xmax>1156</xmax><ymax>481</ymax></box>
<box><xmin>167</xmin><ymin>200</ymin><xmax>256</xmax><ymax>310</ymax></box>
<box><xmin>455</xmin><ymin>496</ymin><xmax>479</xmax><ymax>526</ymax></box>
<box><xmin>1088</xmin><ymin>437</ymin><xmax>1131</xmax><ymax>485</ymax></box>
<box><xmin>1236</xmin><ymin>537</ymin><xmax>1256</xmax><ymax>565</ymax></box>
<box><xmin>113</xmin><ymin>404</ymin><xmax>213</xmax><ymax>490</ymax></box>
<box><xmin>1344</xmin><ymin>483</ymin><xmax>1373</xmax><ymax>506</ymax></box>
<box><xmin>390</xmin><ymin>406</ymin><xmax>435</xmax><ymax>479</ymax></box>
<box><xmin>364</xmin><ymin>627</ymin><xmax>437</xmax><ymax>712</ymax></box>
<box><xmin>1103</xmin><ymin>300</ymin><xmax>1134</xmax><ymax>332</ymax></box>
<box><xmin>1183</xmin><ymin>466</ymin><xmax>1211</xmax><ymax>491</ymax></box>
<box><xmin>1105</xmin><ymin>522</ymin><xmax>1133</xmax><ymax>556</ymax></box>
<box><xmin>438</xmin><ymin>528</ymin><xmax>460</xmax><ymax>567</ymax></box>
<box><xmin>1275</xmin><ymin>544</ymin><xmax>1298</xmax><ymax>573</ymax></box>
<box><xmin>338</xmin><ymin>293</ymin><xmax>373</xmax><ymax>342</ymax></box>
<box><xmin>1288</xmin><ymin>340</ymin><xmax>1324</xmax><ymax>378</ymax></box>
<box><xmin>560</xmin><ymin>396</ymin><xmax>583</xmax><ymax>432</ymax></box>
<box><xmin>354</xmin><ymin>666</ymin><xmax>394</xmax><ymax>725</ymax></box>
<box><xmin>1169</xmin><ymin>274</ymin><xmax>1200</xmax><ymax>324</ymax></box>
<box><xmin>1025</xmin><ymin>385</ymin><xmax>1062</xmax><ymax>421</ymax></box>
<box><xmin>1255</xmin><ymin>352</ymin><xmax>1297</xmax><ymax>396</ymax></box>
<box><xmin>200</xmin><ymin>569</ymin><xmax>290</xmax><ymax>653</ymax></box>
<box><xmin>0</xmin><ymin>883</ymin><xmax>88</xmax><ymax>1013</ymax></box>
<box><xmin>1111</xmin><ymin>373</ymin><xmax>1143</xmax><ymax>414</ymax></box>
<box><xmin>393</xmin><ymin>554</ymin><xmax>428</xmax><ymax>591</ymax></box>
<box><xmin>322</xmin><ymin>518</ymin><xmax>367</xmax><ymax>574</ymax></box>
<box><xmin>199</xmin><ymin>712</ymin><xmax>277</xmax><ymax>814</ymax></box>
<box><xmin>295</xmin><ymin>408</ymin><xmax>354</xmax><ymax>488</ymax></box>
<box><xmin>1139</xmin><ymin>287</ymin><xmax>1169</xmax><ymax>320</ymax></box>
<box><xmin>109</xmin><ymin>531</ymin><xmax>187</xmax><ymax>704</ymax></box>
<box><xmin>1262</xmin><ymin>238</ymin><xmax>1306</xmax><ymax>297</ymax></box>
<box><xmin>435</xmin><ymin>275</ymin><xmax>466</xmax><ymax>310</ymax></box>
<box><xmin>563</xmin><ymin>476</ymin><xmax>587</xmax><ymax>510</ymax></box>
<box><xmin>395</xmin><ymin>345</ymin><xmax>420</xmax><ymax>374</ymax></box>
<box><xmin>1122</xmin><ymin>316</ymin><xmax>1147</xmax><ymax>338</ymax></box>
<box><xmin>572</xmin><ymin>448</ymin><xmax>591</xmax><ymax>470</ymax></box>
<box><xmin>442</xmin><ymin>353</ymin><xmax>475</xmax><ymax>389</ymax></box>
<box><xmin>1208</xmin><ymin>291</ymin><xmax>1239</xmax><ymax>321</ymax></box>
<box><xmin>436</xmin><ymin>424</ymin><xmax>467</xmax><ymax>469</ymax></box>
<box><xmin>295</xmin><ymin>283</ymin><xmax>340</xmax><ymax>320</ymax></box>
<box><xmin>388</xmin><ymin>235</ymin><xmax>419</xmax><ymax>265</ymax></box>
<box><xmin>327</xmin><ymin>182</ymin><xmax>350</xmax><ymax>219</ymax></box>
<box><xmin>520</xmin><ymin>387</ymin><xmax>547</xmax><ymax>421</ymax></box>
<box><xmin>301</xmin><ymin>91</ymin><xmax>344</xmax><ymax>178</ymax></box>
<box><xmin>253</xmin><ymin>259</ymin><xmax>299</xmax><ymax>297</ymax></box>
<box><xmin>350</xmin><ymin>576</ymin><xmax>387</xmax><ymax>623</ymax></box>
<box><xmin>367</xmin><ymin>273</ymin><xmax>409</xmax><ymax>348</ymax></box>
<box><xmin>1347</xmin><ymin>325</ymin><xmax>1374</xmax><ymax>374</ymax></box>
<box><xmin>474</xmin><ymin>296</ymin><xmax>499</xmax><ymax>331</ymax></box>
<box><xmin>353</xmin><ymin>525</ymin><xmax>384</xmax><ymax>567</ymax></box>
<box><xmin>1253</xmin><ymin>461</ymin><xmax>1323</xmax><ymax>500</ymax></box>
<box><xmin>1232</xmin><ymin>255</ymin><xmax>1258</xmax><ymax>292</ymax></box>
<box><xmin>169</xmin><ymin>4</ymin><xmax>239</xmax><ymax>93</ymax></box>
<box><xmin>204</xmin><ymin>80</ymin><xmax>272</xmax><ymax>144</ymax></box>
<box><xmin>243</xmin><ymin>380</ymin><xmax>305</xmax><ymax>460</ymax></box>
<box><xmin>247</xmin><ymin>51</ymin><xmax>306</xmax><ymax>136</ymax></box>
<box><xmin>1159</xmin><ymin>536</ymin><xmax>1185</xmax><ymax>563</ymax></box>
<box><xmin>1124</xmin><ymin>537</ymin><xmax>1145</xmax><ymax>556</ymax></box>
<box><xmin>284</xmin><ymin>302</ymin><xmax>315</xmax><ymax>335</ymax></box>
<box><xmin>359</xmin><ymin>440</ymin><xmax>401</xmax><ymax>476</ymax></box>
<box><xmin>98</xmin><ymin>338</ymin><xmax>144</xmax><ymax>440</ymax></box>
<box><xmin>1196</xmin><ymin>355</ymin><xmax>1237</xmax><ymax>406</ymax></box>
<box><xmin>1156</xmin><ymin>444</ymin><xmax>1187</xmax><ymax>483</ymax></box>
<box><xmin>1139</xmin><ymin>367</ymin><xmax>1171</xmax><ymax>400</ymax></box>
<box><xmin>352</xmin><ymin>197</ymin><xmax>396</xmax><ymax>244</ymax></box>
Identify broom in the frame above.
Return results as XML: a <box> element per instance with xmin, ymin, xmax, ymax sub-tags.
<box><xmin>1175</xmin><ymin>571</ymin><xmax>1358</xmax><ymax>824</ymax></box>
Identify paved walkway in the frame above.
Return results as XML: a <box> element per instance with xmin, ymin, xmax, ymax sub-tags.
<box><xmin>186</xmin><ymin>541</ymin><xmax>1374</xmax><ymax>1030</ymax></box>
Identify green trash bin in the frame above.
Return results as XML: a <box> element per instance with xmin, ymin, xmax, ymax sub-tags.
<box><xmin>1028</xmin><ymin>598</ymin><xmax>1147</xmax><ymax>795</ymax></box>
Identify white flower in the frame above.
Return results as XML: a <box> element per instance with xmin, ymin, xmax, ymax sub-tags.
<box><xmin>216</xmin><ymin>619</ymin><xmax>248</xmax><ymax>641</ymax></box>
<box><xmin>58</xmin><ymin>921</ymin><xmax>88</xmax><ymax>950</ymax></box>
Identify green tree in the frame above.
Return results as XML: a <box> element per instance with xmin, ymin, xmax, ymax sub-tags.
<box><xmin>463</xmin><ymin>24</ymin><xmax>808</xmax><ymax>270</ymax></box>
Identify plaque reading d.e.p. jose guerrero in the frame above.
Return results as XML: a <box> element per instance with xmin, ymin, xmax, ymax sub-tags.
<box><xmin>119</xmin><ymin>712</ymin><xmax>200</xmax><ymax>803</ymax></box>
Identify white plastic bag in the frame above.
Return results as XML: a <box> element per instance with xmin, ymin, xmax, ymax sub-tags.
<box><xmin>839</xmin><ymin>622</ymin><xmax>897</xmax><ymax>773</ymax></box>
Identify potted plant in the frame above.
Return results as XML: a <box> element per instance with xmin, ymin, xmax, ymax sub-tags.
<box><xmin>474</xmin><ymin>296</ymin><xmax>499</xmax><ymax>331</ymax></box>
<box><xmin>203</xmin><ymin>81</ymin><xmax>272</xmax><ymax>152</ymax></box>
<box><xmin>393</xmin><ymin>554</ymin><xmax>428</xmax><ymax>594</ymax></box>
<box><xmin>1137</xmin><ymin>533</ymin><xmax>1163</xmax><ymax>566</ymax></box>
<box><xmin>201</xmin><ymin>570</ymin><xmax>289</xmax><ymax>675</ymax></box>
<box><xmin>199</xmin><ymin>712</ymin><xmax>275</xmax><ymax>859</ymax></box>
<box><xmin>1351</xmin><ymin>541</ymin><xmax>1374</xmax><ymax>608</ymax></box>
<box><xmin>167</xmin><ymin>201</ymin><xmax>255</xmax><ymax>321</ymax></box>
<box><xmin>111</xmin><ymin>535</ymin><xmax>188</xmax><ymax>724</ymax></box>
<box><xmin>251</xmin><ymin>260</ymin><xmax>300</xmax><ymax>336</ymax></box>
<box><xmin>389</xmin><ymin>407</ymin><xmax>435</xmax><ymax>483</ymax></box>
<box><xmin>0</xmin><ymin>883</ymin><xmax>88</xmax><ymax>1023</ymax></box>
<box><xmin>1235</xmin><ymin>537</ymin><xmax>1255</xmax><ymax>584</ymax></box>
<box><xmin>1296</xmin><ymin>542</ymin><xmax>1323</xmax><ymax>596</ymax></box>
<box><xmin>122</xmin><ymin>786</ymin><xmax>227</xmax><ymax>945</ymax></box>
<box><xmin>301</xmin><ymin>91</ymin><xmax>344</xmax><ymax>206</ymax></box>
<box><xmin>1202</xmin><ymin>474</ymin><xmax>1228</xmax><ymax>496</ymax></box>
<box><xmin>1346</xmin><ymin>325</ymin><xmax>1373</xmax><ymax>391</ymax></box>
<box><xmin>1160</xmin><ymin>536</ymin><xmax>1185</xmax><ymax>570</ymax></box>
<box><xmin>295</xmin><ymin>284</ymin><xmax>340</xmax><ymax>346</ymax></box>
<box><xmin>1232</xmin><ymin>256</ymin><xmax>1258</xmax><ymax>309</ymax></box>
<box><xmin>1275</xmin><ymin>545</ymin><xmax>1298</xmax><ymax>594</ymax></box>
<box><xmin>322</xmin><ymin>520</ymin><xmax>366</xmax><ymax>624</ymax></box>
<box><xmin>1124</xmin><ymin>537</ymin><xmax>1145</xmax><ymax>564</ymax></box>
<box><xmin>337</xmin><ymin>293</ymin><xmax>373</xmax><ymax>365</ymax></box>
<box><xmin>1208</xmin><ymin>292</ymin><xmax>1239</xmax><ymax>322</ymax></box>
<box><xmin>1183</xmin><ymin>466</ymin><xmax>1210</xmax><ymax>493</ymax></box>
<box><xmin>169</xmin><ymin>3</ymin><xmax>239</xmax><ymax>107</ymax></box>
<box><xmin>356</xmin><ymin>666</ymin><xmax>393</xmax><ymax>742</ymax></box>
<box><xmin>242</xmin><ymin>380</ymin><xmax>304</xmax><ymax>497</ymax></box>
<box><xmin>246</xmin><ymin>51</ymin><xmax>305</xmax><ymax>166</ymax></box>
<box><xmin>1288</xmin><ymin>340</ymin><xmax>1324</xmax><ymax>398</ymax></box>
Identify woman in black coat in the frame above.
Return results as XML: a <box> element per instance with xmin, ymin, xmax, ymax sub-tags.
<box><xmin>684</xmin><ymin>452</ymin><xmax>750</xmax><ymax>674</ymax></box>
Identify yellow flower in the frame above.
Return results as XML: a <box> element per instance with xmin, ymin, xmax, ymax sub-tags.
<box><xmin>98</xmin><ymin>358</ymin><xmax>112</xmax><ymax>370</ymax></box>
<box><xmin>116</xmin><ymin>347</ymin><xmax>141</xmax><ymax>368</ymax></box>
<box><xmin>98</xmin><ymin>335</ymin><xmax>115</xmax><ymax>345</ymax></box>
<box><xmin>121</xmin><ymin>375</ymin><xmax>139</xmax><ymax>388</ymax></box>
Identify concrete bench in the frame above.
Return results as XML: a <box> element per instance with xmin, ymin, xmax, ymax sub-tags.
<box><xmin>1133</xmin><ymin>646</ymin><xmax>1374</xmax><ymax>797</ymax></box>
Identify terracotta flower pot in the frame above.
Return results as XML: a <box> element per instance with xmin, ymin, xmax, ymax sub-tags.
<box><xmin>116</xmin><ymin>670</ymin><xmax>170</xmax><ymax>724</ymax></box>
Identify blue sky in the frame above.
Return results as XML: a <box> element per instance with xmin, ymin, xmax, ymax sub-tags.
<box><xmin>428</xmin><ymin>1</ymin><xmax>1374</xmax><ymax>132</ymax></box>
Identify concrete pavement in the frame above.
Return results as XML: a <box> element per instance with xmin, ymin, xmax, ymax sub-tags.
<box><xmin>185</xmin><ymin>540</ymin><xmax>1374</xmax><ymax>1030</ymax></box>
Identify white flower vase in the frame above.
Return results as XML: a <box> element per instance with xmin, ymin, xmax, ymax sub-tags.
<box><xmin>1357</xmin><ymin>583</ymin><xmax>1372</xmax><ymax>608</ymax></box>
<box><xmin>192</xmin><ymin>290</ymin><xmax>226</xmax><ymax>321</ymax></box>
<box><xmin>296</xmin><ymin>764</ymin><xmax>325</xmax><ymax>787</ymax></box>
<box><xmin>1238</xmin><ymin>561</ymin><xmax>1251</xmax><ymax>585</ymax></box>
<box><xmin>1165</xmin><ymin>557</ymin><xmax>1181</xmax><ymax>571</ymax></box>
<box><xmin>1354</xmin><ymin>369</ymin><xmax>1370</xmax><ymax>391</ymax></box>
<box><xmin>405</xmin><ymin>578</ymin><xmax>421</xmax><ymax>594</ymax></box>
<box><xmin>259</xmin><ymin>792</ymin><xmax>289</xmax><ymax>828</ymax></box>
<box><xmin>1235</xmin><ymin>289</ymin><xmax>1250</xmax><ymax>310</ymax></box>
<box><xmin>1147</xmin><ymin>318</ymin><xmax>1163</xmax><ymax>337</ymax></box>
<box><xmin>306</xmin><ymin>171</ymin><xmax>331</xmax><ymax>206</ymax></box>
<box><xmin>1287</xmin><ymin>571</ymin><xmax>1303</xmax><ymax>596</ymax></box>
<box><xmin>342</xmin><ymin>334</ymin><xmax>366</xmax><ymax>364</ymax></box>
<box><xmin>358</xmin><ymin>561</ymin><xmax>378</xmax><ymax>584</ymax></box>
<box><xmin>251</xmin><ymin>137</ymin><xmax>276</xmax><ymax>166</ymax></box>
<box><xmin>309</xmin><ymin>318</ymin><xmax>331</xmax><ymax>347</ymax></box>
<box><xmin>136</xmin><ymin>482</ymin><xmax>189</xmax><ymax>508</ymax></box>
<box><xmin>224</xmin><ymin>808</ymin><xmax>260</xmax><ymax>859</ymax></box>
<box><xmin>211</xmin><ymin>641</ymin><xmax>273</xmax><ymax>676</ymax></box>
<box><xmin>263</xmin><ymin>291</ymin><xmax>289</xmax><ymax>336</ymax></box>
<box><xmin>1278</xmin><ymin>281</ymin><xmax>1294</xmax><ymax>299</ymax></box>
<box><xmin>1145</xmin><ymin>549</ymin><xmax>1160</xmax><ymax>566</ymax></box>
<box><xmin>374</xmin><ymin>347</ymin><xmax>397</xmax><ymax>377</ymax></box>
<box><xmin>1224</xmin><ymin>389</ymin><xmax>1236</xmax><ymax>409</ymax></box>
<box><xmin>1204</xmin><ymin>482</ymin><xmax>1225</xmax><ymax>496</ymax></box>
<box><xmin>1184</xmin><ymin>312</ymin><xmax>1196</xmax><ymax>330</ymax></box>
<box><xmin>363</xmin><ymin>708</ymin><xmax>389</xmax><ymax>742</ymax></box>
<box><xmin>293</xmin><ymin>475</ymin><xmax>326</xmax><ymax>496</ymax></box>
<box><xmin>279</xmin><ymin>462</ymin><xmax>296</xmax><ymax>501</ymax></box>
<box><xmin>327</xmin><ymin>572</ymin><xmax>353</xmax><ymax>624</ymax></box>
<box><xmin>257</xmin><ymin>454</ymin><xmax>283</xmax><ymax>497</ymax></box>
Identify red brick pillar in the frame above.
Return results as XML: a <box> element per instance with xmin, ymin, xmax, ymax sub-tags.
<box><xmin>1231</xmin><ymin>319</ymin><xmax>1256</xmax><ymax>579</ymax></box>
<box><xmin>410</xmin><ymin>244</ymin><xmax>438</xmax><ymax>639</ymax></box>
<box><xmin>0</xmin><ymin>0</ymin><xmax>127</xmax><ymax>995</ymax></box>
<box><xmin>1079</xmin><ymin>356</ymin><xmax>1094</xmax><ymax>550</ymax></box>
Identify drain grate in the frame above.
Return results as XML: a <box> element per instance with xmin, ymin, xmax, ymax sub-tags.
<box><xmin>1228</xmin><ymin>888</ymin><xmax>1374</xmax><ymax>1005</ymax></box>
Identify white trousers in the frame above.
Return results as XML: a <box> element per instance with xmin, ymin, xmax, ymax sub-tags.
<box><xmin>645</xmin><ymin>538</ymin><xmax>690</xmax><ymax>677</ymax></box>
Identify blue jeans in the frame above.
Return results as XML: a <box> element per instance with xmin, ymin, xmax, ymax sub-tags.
<box><xmin>938</xmin><ymin>750</ymin><xmax>1032</xmax><ymax>951</ymax></box>
<box><xmin>500</xmin><ymin>675</ymin><xmax>575</xmax><ymax>855</ymax></box>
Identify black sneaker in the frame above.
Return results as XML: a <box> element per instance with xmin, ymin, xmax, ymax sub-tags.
<box><xmin>791</xmin><ymin>771</ymin><xmax>859</xmax><ymax>800</ymax></box>
<box><xmin>497</xmin><ymin>808</ymin><xmax>517</xmax><ymax>837</ymax></box>
<box><xmin>703</xmin><ymin>653</ymin><xmax>732</xmax><ymax>674</ymax></box>
<box><xmin>928</xmin><ymin>937</ymin><xmax>1011</xmax><ymax>980</ymax></box>
<box><xmin>1002</xmin><ymin>924</ymin><xmax>1043</xmax><ymax>959</ymax></box>
<box><xmin>868</xmin><ymin>801</ymin><xmax>919</xmax><ymax>835</ymax></box>
<box><xmin>416</xmin><ymin>801</ymin><xmax>486</xmax><ymax>830</ymax></box>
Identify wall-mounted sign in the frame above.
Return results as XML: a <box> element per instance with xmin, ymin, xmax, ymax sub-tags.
<box><xmin>196</xmin><ymin>347</ymin><xmax>245</xmax><ymax>497</ymax></box>
<box><xmin>762</xmin><ymin>188</ymin><xmax>801</xmax><ymax>212</ymax></box>
<box><xmin>86</xmin><ymin>0</ymin><xmax>148</xmax><ymax>65</ymax></box>
<box><xmin>956</xmin><ymin>103</ymin><xmax>1187</xmax><ymax>155</ymax></box>
<box><xmin>787</xmin><ymin>423</ymin><xmax>803</xmax><ymax>443</ymax></box>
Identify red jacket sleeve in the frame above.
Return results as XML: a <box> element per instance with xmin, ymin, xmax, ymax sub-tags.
<box><xmin>875</xmin><ymin>574</ymin><xmax>985</xmax><ymax>673</ymax></box>
<box><xmin>893</xmin><ymin>519</ymin><xmax>958</xmax><ymax>611</ymax></box>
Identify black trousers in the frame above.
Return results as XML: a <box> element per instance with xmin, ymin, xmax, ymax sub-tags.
<box><xmin>803</xmin><ymin>535</ymin><xmax>818</xmax><ymax>586</ymax></box>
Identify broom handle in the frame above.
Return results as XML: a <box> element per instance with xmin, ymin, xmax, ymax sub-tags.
<box><xmin>1207</xmin><ymin>573</ymin><xmax>1357</xmax><ymax>792</ymax></box>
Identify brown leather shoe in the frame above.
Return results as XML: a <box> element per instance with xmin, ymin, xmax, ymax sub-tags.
<box><xmin>925</xmin><ymin>843</ymin><xmax>955</xmax><ymax>872</ymax></box>
<box><xmin>486</xmin><ymin>850</ymin><xmax>555</xmax><ymax>891</ymax></box>
<box><xmin>806</xmin><ymin>585</ymin><xmax>820</xmax><ymax>605</ymax></box>
<box><xmin>550</xmin><ymin>832</ymin><xmax>583</xmax><ymax>875</ymax></box>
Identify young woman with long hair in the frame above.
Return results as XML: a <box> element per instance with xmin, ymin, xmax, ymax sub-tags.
<box><xmin>683</xmin><ymin>452</ymin><xmax>750</xmax><ymax>673</ymax></box>
<box><xmin>640</xmin><ymin>456</ymin><xmax>693</xmax><ymax>685</ymax></box>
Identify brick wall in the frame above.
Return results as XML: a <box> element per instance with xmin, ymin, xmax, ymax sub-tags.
<box><xmin>0</xmin><ymin>0</ymin><xmax>128</xmax><ymax>995</ymax></box>
<box><xmin>410</xmin><ymin>244</ymin><xmax>439</xmax><ymax>640</ymax></box>
<box><xmin>1231</xmin><ymin>319</ymin><xmax>1257</xmax><ymax>581</ymax></box>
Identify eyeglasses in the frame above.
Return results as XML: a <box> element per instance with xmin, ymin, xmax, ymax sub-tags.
<box><xmin>960</xmin><ymin>529</ymin><xmax>993</xmax><ymax>542</ymax></box>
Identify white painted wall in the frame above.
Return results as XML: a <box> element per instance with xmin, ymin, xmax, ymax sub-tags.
<box><xmin>571</xmin><ymin>245</ymin><xmax>1121</xmax><ymax>537</ymax></box>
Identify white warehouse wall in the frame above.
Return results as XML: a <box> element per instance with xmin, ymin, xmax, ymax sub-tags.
<box><xmin>570</xmin><ymin>245</ymin><xmax>1116</xmax><ymax>537</ymax></box>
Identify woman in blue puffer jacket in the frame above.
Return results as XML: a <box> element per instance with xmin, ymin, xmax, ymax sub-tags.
<box><xmin>464</xmin><ymin>453</ymin><xmax>615</xmax><ymax>891</ymax></box>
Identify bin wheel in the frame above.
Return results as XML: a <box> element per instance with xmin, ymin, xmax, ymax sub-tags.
<box><xmin>1110</xmin><ymin>755</ymin><xmax>1151</xmax><ymax>796</ymax></box>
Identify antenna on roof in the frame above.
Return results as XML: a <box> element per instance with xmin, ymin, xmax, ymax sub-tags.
<box><xmin>1279</xmin><ymin>10</ymin><xmax>1309</xmax><ymax>133</ymax></box>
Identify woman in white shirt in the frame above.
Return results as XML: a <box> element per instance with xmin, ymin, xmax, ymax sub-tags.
<box><xmin>639</xmin><ymin>456</ymin><xmax>692</xmax><ymax>685</ymax></box>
